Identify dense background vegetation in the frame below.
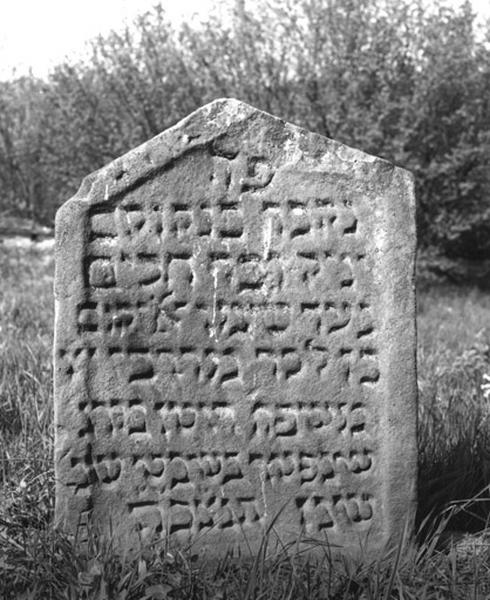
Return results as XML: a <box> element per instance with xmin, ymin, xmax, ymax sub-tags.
<box><xmin>0</xmin><ymin>0</ymin><xmax>489</xmax><ymax>279</ymax></box>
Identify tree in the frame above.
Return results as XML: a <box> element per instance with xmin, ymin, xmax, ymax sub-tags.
<box><xmin>0</xmin><ymin>76</ymin><xmax>50</xmax><ymax>222</ymax></box>
<box><xmin>0</xmin><ymin>0</ymin><xmax>489</xmax><ymax>276</ymax></box>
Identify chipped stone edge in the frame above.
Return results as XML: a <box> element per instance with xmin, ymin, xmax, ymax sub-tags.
<box><xmin>373</xmin><ymin>164</ymin><xmax>418</xmax><ymax>552</ymax></box>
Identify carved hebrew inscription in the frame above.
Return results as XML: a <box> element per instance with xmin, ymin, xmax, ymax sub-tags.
<box><xmin>55</xmin><ymin>99</ymin><xmax>417</xmax><ymax>555</ymax></box>
<box><xmin>57</xmin><ymin>151</ymin><xmax>376</xmax><ymax>543</ymax></box>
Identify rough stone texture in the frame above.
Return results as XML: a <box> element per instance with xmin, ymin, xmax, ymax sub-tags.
<box><xmin>54</xmin><ymin>98</ymin><xmax>417</xmax><ymax>557</ymax></box>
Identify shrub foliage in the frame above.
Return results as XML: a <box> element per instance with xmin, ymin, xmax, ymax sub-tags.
<box><xmin>0</xmin><ymin>0</ymin><xmax>489</xmax><ymax>264</ymax></box>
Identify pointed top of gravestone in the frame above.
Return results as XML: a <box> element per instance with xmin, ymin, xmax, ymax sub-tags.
<box><xmin>62</xmin><ymin>98</ymin><xmax>388</xmax><ymax>215</ymax></box>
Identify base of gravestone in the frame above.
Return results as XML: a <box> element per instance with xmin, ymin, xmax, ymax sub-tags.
<box><xmin>56</xmin><ymin>504</ymin><xmax>414</xmax><ymax>570</ymax></box>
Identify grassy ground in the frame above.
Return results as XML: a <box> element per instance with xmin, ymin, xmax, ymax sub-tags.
<box><xmin>1</xmin><ymin>246</ymin><xmax>490</xmax><ymax>598</ymax></box>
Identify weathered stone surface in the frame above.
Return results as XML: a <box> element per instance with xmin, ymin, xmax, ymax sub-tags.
<box><xmin>54</xmin><ymin>98</ymin><xmax>417</xmax><ymax>557</ymax></box>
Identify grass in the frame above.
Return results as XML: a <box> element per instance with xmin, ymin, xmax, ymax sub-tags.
<box><xmin>417</xmin><ymin>282</ymin><xmax>490</xmax><ymax>531</ymax></box>
<box><xmin>1</xmin><ymin>246</ymin><xmax>490</xmax><ymax>598</ymax></box>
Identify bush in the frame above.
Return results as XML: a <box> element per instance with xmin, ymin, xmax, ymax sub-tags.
<box><xmin>1</xmin><ymin>0</ymin><xmax>489</xmax><ymax>272</ymax></box>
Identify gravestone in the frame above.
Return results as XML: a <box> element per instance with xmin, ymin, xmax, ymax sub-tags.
<box><xmin>54</xmin><ymin>98</ymin><xmax>417</xmax><ymax>557</ymax></box>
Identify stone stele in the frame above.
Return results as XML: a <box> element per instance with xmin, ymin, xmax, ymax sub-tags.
<box><xmin>54</xmin><ymin>98</ymin><xmax>417</xmax><ymax>558</ymax></box>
